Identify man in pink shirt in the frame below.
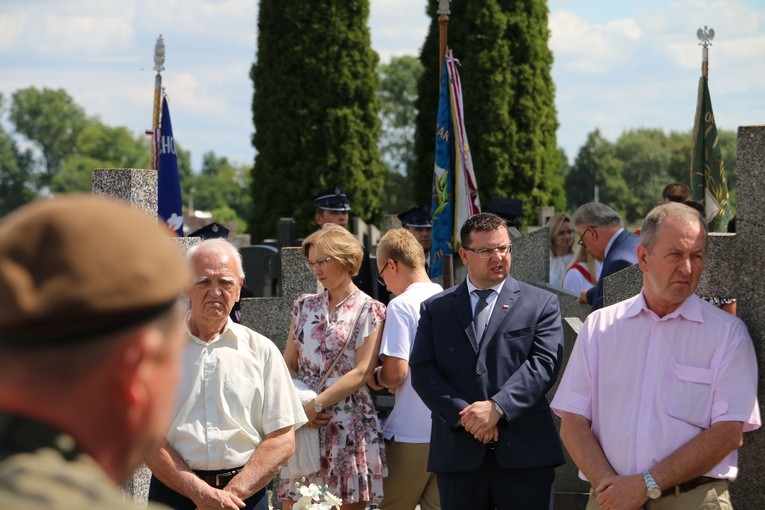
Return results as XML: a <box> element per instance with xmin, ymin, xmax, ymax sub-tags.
<box><xmin>551</xmin><ymin>202</ymin><xmax>760</xmax><ymax>510</ymax></box>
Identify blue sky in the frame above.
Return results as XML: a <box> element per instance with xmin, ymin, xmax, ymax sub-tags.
<box><xmin>0</xmin><ymin>0</ymin><xmax>763</xmax><ymax>170</ymax></box>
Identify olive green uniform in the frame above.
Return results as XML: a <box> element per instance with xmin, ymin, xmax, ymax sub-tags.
<box><xmin>0</xmin><ymin>413</ymin><xmax>168</xmax><ymax>509</ymax></box>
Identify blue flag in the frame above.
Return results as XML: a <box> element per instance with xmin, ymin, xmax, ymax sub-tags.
<box><xmin>157</xmin><ymin>96</ymin><xmax>184</xmax><ymax>236</ymax></box>
<box><xmin>429</xmin><ymin>59</ymin><xmax>455</xmax><ymax>279</ymax></box>
<box><xmin>429</xmin><ymin>51</ymin><xmax>481</xmax><ymax>279</ymax></box>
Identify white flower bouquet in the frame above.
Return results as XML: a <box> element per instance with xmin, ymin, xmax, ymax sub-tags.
<box><xmin>293</xmin><ymin>480</ymin><xmax>342</xmax><ymax>510</ymax></box>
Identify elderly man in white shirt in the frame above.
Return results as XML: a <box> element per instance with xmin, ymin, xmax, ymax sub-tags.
<box><xmin>147</xmin><ymin>239</ymin><xmax>307</xmax><ymax>510</ymax></box>
<box><xmin>552</xmin><ymin>202</ymin><xmax>760</xmax><ymax>510</ymax></box>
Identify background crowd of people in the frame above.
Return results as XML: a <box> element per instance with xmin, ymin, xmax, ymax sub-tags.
<box><xmin>0</xmin><ymin>181</ymin><xmax>755</xmax><ymax>510</ymax></box>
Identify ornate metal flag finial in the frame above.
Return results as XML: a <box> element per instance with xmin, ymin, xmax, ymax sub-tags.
<box><xmin>697</xmin><ymin>25</ymin><xmax>714</xmax><ymax>48</ymax></box>
<box><xmin>438</xmin><ymin>0</ymin><xmax>451</xmax><ymax>16</ymax></box>
<box><xmin>153</xmin><ymin>34</ymin><xmax>166</xmax><ymax>73</ymax></box>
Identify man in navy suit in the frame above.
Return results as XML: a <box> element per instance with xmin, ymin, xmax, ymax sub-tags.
<box><xmin>410</xmin><ymin>212</ymin><xmax>565</xmax><ymax>510</ymax></box>
<box><xmin>573</xmin><ymin>202</ymin><xmax>640</xmax><ymax>310</ymax></box>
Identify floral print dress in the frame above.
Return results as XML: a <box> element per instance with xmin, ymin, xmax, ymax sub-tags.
<box><xmin>278</xmin><ymin>288</ymin><xmax>387</xmax><ymax>504</ymax></box>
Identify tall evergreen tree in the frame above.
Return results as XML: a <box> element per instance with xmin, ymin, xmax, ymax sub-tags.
<box><xmin>250</xmin><ymin>0</ymin><xmax>384</xmax><ymax>240</ymax></box>
<box><xmin>412</xmin><ymin>0</ymin><xmax>564</xmax><ymax>225</ymax></box>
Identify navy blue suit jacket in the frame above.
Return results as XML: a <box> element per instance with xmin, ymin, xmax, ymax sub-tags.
<box><xmin>586</xmin><ymin>229</ymin><xmax>640</xmax><ymax>310</ymax></box>
<box><xmin>410</xmin><ymin>276</ymin><xmax>565</xmax><ymax>473</ymax></box>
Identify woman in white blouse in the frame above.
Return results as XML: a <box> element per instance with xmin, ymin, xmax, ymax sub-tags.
<box><xmin>547</xmin><ymin>213</ymin><xmax>574</xmax><ymax>288</ymax></box>
<box><xmin>563</xmin><ymin>245</ymin><xmax>602</xmax><ymax>295</ymax></box>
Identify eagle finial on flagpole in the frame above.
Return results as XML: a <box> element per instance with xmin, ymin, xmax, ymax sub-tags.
<box><xmin>154</xmin><ymin>34</ymin><xmax>166</xmax><ymax>74</ymax></box>
<box><xmin>149</xmin><ymin>35</ymin><xmax>165</xmax><ymax>170</ymax></box>
<box><xmin>696</xmin><ymin>26</ymin><xmax>714</xmax><ymax>78</ymax></box>
<box><xmin>697</xmin><ymin>26</ymin><xmax>714</xmax><ymax>48</ymax></box>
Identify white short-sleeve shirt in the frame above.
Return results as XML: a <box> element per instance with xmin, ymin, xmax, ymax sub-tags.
<box><xmin>167</xmin><ymin>318</ymin><xmax>308</xmax><ymax>470</ymax></box>
<box><xmin>379</xmin><ymin>281</ymin><xmax>442</xmax><ymax>443</ymax></box>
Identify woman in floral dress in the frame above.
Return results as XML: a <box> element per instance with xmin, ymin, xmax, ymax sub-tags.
<box><xmin>280</xmin><ymin>224</ymin><xmax>386</xmax><ymax>510</ymax></box>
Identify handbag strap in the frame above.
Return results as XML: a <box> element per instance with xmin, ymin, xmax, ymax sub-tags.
<box><xmin>315</xmin><ymin>296</ymin><xmax>370</xmax><ymax>391</ymax></box>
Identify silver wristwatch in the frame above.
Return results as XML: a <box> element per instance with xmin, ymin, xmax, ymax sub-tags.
<box><xmin>312</xmin><ymin>399</ymin><xmax>323</xmax><ymax>413</ymax></box>
<box><xmin>642</xmin><ymin>470</ymin><xmax>661</xmax><ymax>500</ymax></box>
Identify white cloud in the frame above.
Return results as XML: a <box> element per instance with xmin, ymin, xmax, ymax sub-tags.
<box><xmin>369</xmin><ymin>0</ymin><xmax>428</xmax><ymax>62</ymax></box>
<box><xmin>0</xmin><ymin>13</ymin><xmax>25</xmax><ymax>52</ymax></box>
<box><xmin>549</xmin><ymin>11</ymin><xmax>642</xmax><ymax>73</ymax></box>
<box><xmin>164</xmin><ymin>72</ymin><xmax>228</xmax><ymax>113</ymax></box>
<box><xmin>35</xmin><ymin>15</ymin><xmax>134</xmax><ymax>56</ymax></box>
<box><xmin>138</xmin><ymin>0</ymin><xmax>256</xmax><ymax>47</ymax></box>
<box><xmin>0</xmin><ymin>2</ymin><xmax>136</xmax><ymax>58</ymax></box>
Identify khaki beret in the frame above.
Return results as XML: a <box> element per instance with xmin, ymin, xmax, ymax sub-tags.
<box><xmin>0</xmin><ymin>194</ymin><xmax>189</xmax><ymax>346</ymax></box>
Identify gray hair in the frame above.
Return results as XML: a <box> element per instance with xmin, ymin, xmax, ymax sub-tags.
<box><xmin>572</xmin><ymin>202</ymin><xmax>622</xmax><ymax>229</ymax></box>
<box><xmin>640</xmin><ymin>202</ymin><xmax>706</xmax><ymax>251</ymax></box>
<box><xmin>187</xmin><ymin>238</ymin><xmax>245</xmax><ymax>279</ymax></box>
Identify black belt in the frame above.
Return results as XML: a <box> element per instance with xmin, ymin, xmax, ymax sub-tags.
<box><xmin>193</xmin><ymin>467</ymin><xmax>242</xmax><ymax>489</ymax></box>
<box><xmin>661</xmin><ymin>476</ymin><xmax>722</xmax><ymax>498</ymax></box>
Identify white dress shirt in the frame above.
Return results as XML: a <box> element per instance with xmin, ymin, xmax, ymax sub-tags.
<box><xmin>167</xmin><ymin>317</ymin><xmax>307</xmax><ymax>470</ymax></box>
<box><xmin>466</xmin><ymin>277</ymin><xmax>504</xmax><ymax>334</ymax></box>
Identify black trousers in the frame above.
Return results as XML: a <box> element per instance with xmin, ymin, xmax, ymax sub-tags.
<box><xmin>436</xmin><ymin>450</ymin><xmax>555</xmax><ymax>510</ymax></box>
<box><xmin>148</xmin><ymin>472</ymin><xmax>268</xmax><ymax>510</ymax></box>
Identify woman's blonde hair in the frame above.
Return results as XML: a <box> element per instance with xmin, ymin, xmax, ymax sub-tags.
<box><xmin>568</xmin><ymin>245</ymin><xmax>598</xmax><ymax>285</ymax></box>
<box><xmin>547</xmin><ymin>212</ymin><xmax>573</xmax><ymax>254</ymax></box>
<box><xmin>302</xmin><ymin>223</ymin><xmax>364</xmax><ymax>276</ymax></box>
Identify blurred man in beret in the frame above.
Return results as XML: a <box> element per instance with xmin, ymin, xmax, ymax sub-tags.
<box><xmin>0</xmin><ymin>194</ymin><xmax>189</xmax><ymax>509</ymax></box>
<box><xmin>147</xmin><ymin>238</ymin><xmax>306</xmax><ymax>510</ymax></box>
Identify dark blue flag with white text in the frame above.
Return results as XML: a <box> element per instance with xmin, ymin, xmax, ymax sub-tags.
<box><xmin>157</xmin><ymin>96</ymin><xmax>184</xmax><ymax>236</ymax></box>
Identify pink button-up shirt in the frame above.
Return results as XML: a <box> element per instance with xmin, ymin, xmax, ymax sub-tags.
<box><xmin>551</xmin><ymin>293</ymin><xmax>761</xmax><ymax>481</ymax></box>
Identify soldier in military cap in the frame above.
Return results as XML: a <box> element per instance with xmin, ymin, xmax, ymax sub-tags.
<box><xmin>0</xmin><ymin>194</ymin><xmax>189</xmax><ymax>509</ymax></box>
<box><xmin>313</xmin><ymin>186</ymin><xmax>352</xmax><ymax>229</ymax></box>
<box><xmin>397</xmin><ymin>206</ymin><xmax>432</xmax><ymax>273</ymax></box>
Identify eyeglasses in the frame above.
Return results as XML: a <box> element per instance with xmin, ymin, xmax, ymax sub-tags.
<box><xmin>463</xmin><ymin>245</ymin><xmax>511</xmax><ymax>259</ymax></box>
<box><xmin>377</xmin><ymin>260</ymin><xmax>392</xmax><ymax>287</ymax></box>
<box><xmin>577</xmin><ymin>226</ymin><xmax>595</xmax><ymax>246</ymax></box>
<box><xmin>306</xmin><ymin>256</ymin><xmax>333</xmax><ymax>271</ymax></box>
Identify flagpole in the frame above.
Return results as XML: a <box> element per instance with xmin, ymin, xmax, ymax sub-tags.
<box><xmin>437</xmin><ymin>0</ymin><xmax>455</xmax><ymax>288</ymax></box>
<box><xmin>150</xmin><ymin>35</ymin><xmax>165</xmax><ymax>170</ymax></box>
<box><xmin>438</xmin><ymin>0</ymin><xmax>450</xmax><ymax>79</ymax></box>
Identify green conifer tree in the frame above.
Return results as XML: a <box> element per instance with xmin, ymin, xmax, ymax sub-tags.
<box><xmin>412</xmin><ymin>0</ymin><xmax>564</xmax><ymax>225</ymax></box>
<box><xmin>250</xmin><ymin>1</ymin><xmax>384</xmax><ymax>240</ymax></box>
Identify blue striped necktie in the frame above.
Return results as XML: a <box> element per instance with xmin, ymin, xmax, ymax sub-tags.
<box><xmin>473</xmin><ymin>289</ymin><xmax>493</xmax><ymax>342</ymax></box>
